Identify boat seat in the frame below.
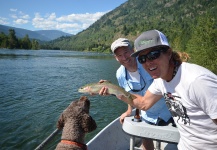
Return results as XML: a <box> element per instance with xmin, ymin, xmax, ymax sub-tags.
<box><xmin>122</xmin><ymin>116</ymin><xmax>180</xmax><ymax>150</ymax></box>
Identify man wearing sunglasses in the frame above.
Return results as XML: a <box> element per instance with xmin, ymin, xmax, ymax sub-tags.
<box><xmin>112</xmin><ymin>30</ymin><xmax>217</xmax><ymax>150</ymax></box>
<box><xmin>110</xmin><ymin>38</ymin><xmax>173</xmax><ymax>150</ymax></box>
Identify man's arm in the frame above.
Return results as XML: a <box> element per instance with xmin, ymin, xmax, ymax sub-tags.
<box><xmin>99</xmin><ymin>84</ymin><xmax>162</xmax><ymax>111</ymax></box>
<box><xmin>118</xmin><ymin>90</ymin><xmax>162</xmax><ymax>111</ymax></box>
<box><xmin>120</xmin><ymin>104</ymin><xmax>133</xmax><ymax>124</ymax></box>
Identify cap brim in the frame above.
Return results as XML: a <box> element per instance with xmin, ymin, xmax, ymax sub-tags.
<box><xmin>112</xmin><ymin>43</ymin><xmax>129</xmax><ymax>53</ymax></box>
<box><xmin>131</xmin><ymin>45</ymin><xmax>170</xmax><ymax>57</ymax></box>
<box><xmin>131</xmin><ymin>50</ymin><xmax>142</xmax><ymax>57</ymax></box>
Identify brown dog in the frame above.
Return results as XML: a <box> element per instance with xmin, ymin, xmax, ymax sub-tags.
<box><xmin>55</xmin><ymin>96</ymin><xmax>97</xmax><ymax>150</ymax></box>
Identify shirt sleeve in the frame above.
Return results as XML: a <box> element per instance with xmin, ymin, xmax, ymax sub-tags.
<box><xmin>189</xmin><ymin>75</ymin><xmax>217</xmax><ymax>119</ymax></box>
<box><xmin>148</xmin><ymin>79</ymin><xmax>163</xmax><ymax>96</ymax></box>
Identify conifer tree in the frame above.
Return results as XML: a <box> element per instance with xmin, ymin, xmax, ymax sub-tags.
<box><xmin>8</xmin><ymin>29</ymin><xmax>19</xmax><ymax>49</ymax></box>
<box><xmin>186</xmin><ymin>13</ymin><xmax>217</xmax><ymax>74</ymax></box>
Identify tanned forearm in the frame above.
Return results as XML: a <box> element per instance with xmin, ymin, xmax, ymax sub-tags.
<box><xmin>118</xmin><ymin>90</ymin><xmax>162</xmax><ymax>111</ymax></box>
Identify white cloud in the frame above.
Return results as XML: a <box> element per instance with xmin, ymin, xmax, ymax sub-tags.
<box><xmin>10</xmin><ymin>8</ymin><xmax>17</xmax><ymax>12</ymax></box>
<box><xmin>8</xmin><ymin>9</ymin><xmax>30</xmax><ymax>25</ymax></box>
<box><xmin>10</xmin><ymin>14</ymin><xmax>17</xmax><ymax>19</ymax></box>
<box><xmin>32</xmin><ymin>13</ymin><xmax>57</xmax><ymax>29</ymax></box>
<box><xmin>48</xmin><ymin>13</ymin><xmax>56</xmax><ymax>20</ymax></box>
<box><xmin>0</xmin><ymin>17</ymin><xmax>9</xmax><ymax>25</ymax></box>
<box><xmin>32</xmin><ymin>11</ymin><xmax>107</xmax><ymax>34</ymax></box>
<box><xmin>56</xmin><ymin>12</ymin><xmax>105</xmax><ymax>24</ymax></box>
<box><xmin>21</xmin><ymin>15</ymin><xmax>30</xmax><ymax>19</ymax></box>
<box><xmin>18</xmin><ymin>11</ymin><xmax>25</xmax><ymax>15</ymax></box>
<box><xmin>82</xmin><ymin>23</ymin><xmax>91</xmax><ymax>29</ymax></box>
<box><xmin>5</xmin><ymin>8</ymin><xmax>107</xmax><ymax>34</ymax></box>
<box><xmin>13</xmin><ymin>19</ymin><xmax>29</xmax><ymax>24</ymax></box>
<box><xmin>56</xmin><ymin>23</ymin><xmax>80</xmax><ymax>29</ymax></box>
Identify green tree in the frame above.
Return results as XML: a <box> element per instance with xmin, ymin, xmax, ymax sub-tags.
<box><xmin>21</xmin><ymin>34</ymin><xmax>32</xmax><ymax>49</ymax></box>
<box><xmin>0</xmin><ymin>32</ymin><xmax>8</xmax><ymax>48</ymax></box>
<box><xmin>41</xmin><ymin>0</ymin><xmax>216</xmax><ymax>56</ymax></box>
<box><xmin>31</xmin><ymin>40</ymin><xmax>40</xmax><ymax>50</ymax></box>
<box><xmin>186</xmin><ymin>13</ymin><xmax>217</xmax><ymax>74</ymax></box>
<box><xmin>8</xmin><ymin>29</ymin><xmax>19</xmax><ymax>49</ymax></box>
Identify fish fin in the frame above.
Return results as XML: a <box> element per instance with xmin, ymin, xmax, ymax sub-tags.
<box><xmin>103</xmin><ymin>80</ymin><xmax>111</xmax><ymax>83</ymax></box>
<box><xmin>125</xmin><ymin>93</ymin><xmax>136</xmax><ymax>101</ymax></box>
<box><xmin>130</xmin><ymin>94</ymin><xmax>137</xmax><ymax>99</ymax></box>
<box><xmin>114</xmin><ymin>93</ymin><xmax>130</xmax><ymax>98</ymax></box>
<box><xmin>126</xmin><ymin>94</ymin><xmax>131</xmax><ymax>98</ymax></box>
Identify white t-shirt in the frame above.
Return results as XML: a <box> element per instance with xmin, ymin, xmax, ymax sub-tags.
<box><xmin>128</xmin><ymin>70</ymin><xmax>140</xmax><ymax>83</ymax></box>
<box><xmin>149</xmin><ymin>62</ymin><xmax>217</xmax><ymax>150</ymax></box>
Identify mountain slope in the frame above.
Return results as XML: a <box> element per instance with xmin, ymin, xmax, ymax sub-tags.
<box><xmin>0</xmin><ymin>24</ymin><xmax>50</xmax><ymax>41</ymax></box>
<box><xmin>46</xmin><ymin>0</ymin><xmax>216</xmax><ymax>73</ymax></box>
<box><xmin>48</xmin><ymin>0</ymin><xmax>216</xmax><ymax>53</ymax></box>
<box><xmin>35</xmin><ymin>30</ymin><xmax>72</xmax><ymax>40</ymax></box>
<box><xmin>0</xmin><ymin>24</ymin><xmax>72</xmax><ymax>41</ymax></box>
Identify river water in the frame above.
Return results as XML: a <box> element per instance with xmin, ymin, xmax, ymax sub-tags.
<box><xmin>0</xmin><ymin>49</ymin><xmax>128</xmax><ymax>149</ymax></box>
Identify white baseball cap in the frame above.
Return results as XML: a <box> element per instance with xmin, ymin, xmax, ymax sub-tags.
<box><xmin>111</xmin><ymin>38</ymin><xmax>131</xmax><ymax>53</ymax></box>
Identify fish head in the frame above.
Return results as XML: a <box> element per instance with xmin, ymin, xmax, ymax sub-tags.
<box><xmin>78</xmin><ymin>85</ymin><xmax>91</xmax><ymax>93</ymax></box>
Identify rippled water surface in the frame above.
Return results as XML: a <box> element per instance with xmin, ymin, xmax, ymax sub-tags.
<box><xmin>0</xmin><ymin>49</ymin><xmax>127</xmax><ymax>149</ymax></box>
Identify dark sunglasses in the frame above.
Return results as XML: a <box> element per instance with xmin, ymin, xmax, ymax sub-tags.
<box><xmin>138</xmin><ymin>48</ymin><xmax>168</xmax><ymax>64</ymax></box>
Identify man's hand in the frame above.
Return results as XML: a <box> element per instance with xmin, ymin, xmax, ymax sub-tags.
<box><xmin>99</xmin><ymin>86</ymin><xmax>109</xmax><ymax>96</ymax></box>
<box><xmin>119</xmin><ymin>112</ymin><xmax>131</xmax><ymax>124</ymax></box>
<box><xmin>98</xmin><ymin>80</ymin><xmax>110</xmax><ymax>96</ymax></box>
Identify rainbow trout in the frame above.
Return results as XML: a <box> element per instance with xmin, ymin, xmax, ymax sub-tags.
<box><xmin>78</xmin><ymin>81</ymin><xmax>136</xmax><ymax>101</ymax></box>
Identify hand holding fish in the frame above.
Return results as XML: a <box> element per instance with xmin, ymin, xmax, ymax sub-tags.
<box><xmin>98</xmin><ymin>80</ymin><xmax>110</xmax><ymax>96</ymax></box>
<box><xmin>99</xmin><ymin>86</ymin><xmax>109</xmax><ymax>96</ymax></box>
<box><xmin>98</xmin><ymin>80</ymin><xmax>130</xmax><ymax>99</ymax></box>
<box><xmin>78</xmin><ymin>80</ymin><xmax>136</xmax><ymax>102</ymax></box>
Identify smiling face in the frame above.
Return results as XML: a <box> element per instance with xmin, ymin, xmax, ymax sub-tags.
<box><xmin>114</xmin><ymin>46</ymin><xmax>137</xmax><ymax>71</ymax></box>
<box><xmin>138</xmin><ymin>47</ymin><xmax>174</xmax><ymax>81</ymax></box>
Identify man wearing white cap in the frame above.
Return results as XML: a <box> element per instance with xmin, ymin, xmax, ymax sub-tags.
<box><xmin>110</xmin><ymin>38</ymin><xmax>173</xmax><ymax>150</ymax></box>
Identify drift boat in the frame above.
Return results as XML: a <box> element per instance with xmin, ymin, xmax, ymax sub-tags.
<box><xmin>35</xmin><ymin>110</ymin><xmax>179</xmax><ymax>150</ymax></box>
<box><xmin>87</xmin><ymin>109</ymin><xmax>179</xmax><ymax>150</ymax></box>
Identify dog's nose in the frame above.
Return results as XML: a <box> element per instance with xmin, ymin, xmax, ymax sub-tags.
<box><xmin>80</xmin><ymin>96</ymin><xmax>88</xmax><ymax>101</ymax></box>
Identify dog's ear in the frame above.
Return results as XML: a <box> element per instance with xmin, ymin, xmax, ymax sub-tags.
<box><xmin>81</xmin><ymin>114</ymin><xmax>97</xmax><ymax>133</ymax></box>
<box><xmin>57</xmin><ymin>113</ymin><xmax>65</xmax><ymax>129</ymax></box>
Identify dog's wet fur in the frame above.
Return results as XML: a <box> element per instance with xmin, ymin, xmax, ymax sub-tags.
<box><xmin>55</xmin><ymin>96</ymin><xmax>97</xmax><ymax>150</ymax></box>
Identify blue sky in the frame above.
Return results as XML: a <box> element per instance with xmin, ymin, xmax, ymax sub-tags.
<box><xmin>0</xmin><ymin>0</ymin><xmax>127</xmax><ymax>34</ymax></box>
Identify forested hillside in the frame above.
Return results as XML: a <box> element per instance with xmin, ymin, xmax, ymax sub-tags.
<box><xmin>46</xmin><ymin>0</ymin><xmax>216</xmax><ymax>73</ymax></box>
<box><xmin>0</xmin><ymin>25</ymin><xmax>72</xmax><ymax>41</ymax></box>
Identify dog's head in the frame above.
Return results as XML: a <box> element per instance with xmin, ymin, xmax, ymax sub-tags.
<box><xmin>71</xmin><ymin>96</ymin><xmax>90</xmax><ymax>114</ymax></box>
<box><xmin>57</xmin><ymin>96</ymin><xmax>97</xmax><ymax>133</ymax></box>
<box><xmin>55</xmin><ymin>96</ymin><xmax>97</xmax><ymax>150</ymax></box>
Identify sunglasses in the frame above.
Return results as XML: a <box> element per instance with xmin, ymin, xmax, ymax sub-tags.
<box><xmin>138</xmin><ymin>48</ymin><xmax>168</xmax><ymax>64</ymax></box>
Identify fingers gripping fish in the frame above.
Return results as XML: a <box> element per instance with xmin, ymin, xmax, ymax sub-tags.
<box><xmin>78</xmin><ymin>81</ymin><xmax>136</xmax><ymax>101</ymax></box>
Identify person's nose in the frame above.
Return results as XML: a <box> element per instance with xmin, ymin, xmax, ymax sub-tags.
<box><xmin>121</xmin><ymin>54</ymin><xmax>127</xmax><ymax>60</ymax></box>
